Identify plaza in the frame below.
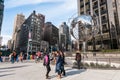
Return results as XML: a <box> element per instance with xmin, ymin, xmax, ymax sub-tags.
<box><xmin>0</xmin><ymin>60</ymin><xmax>120</xmax><ymax>80</ymax></box>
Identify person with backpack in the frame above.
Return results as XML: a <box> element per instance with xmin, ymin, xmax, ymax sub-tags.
<box><xmin>43</xmin><ymin>52</ymin><xmax>51</xmax><ymax>79</ymax></box>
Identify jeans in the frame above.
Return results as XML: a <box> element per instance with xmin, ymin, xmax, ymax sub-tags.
<box><xmin>46</xmin><ymin>65</ymin><xmax>51</xmax><ymax>77</ymax></box>
<box><xmin>11</xmin><ymin>56</ymin><xmax>14</xmax><ymax>63</ymax></box>
<box><xmin>0</xmin><ymin>57</ymin><xmax>3</xmax><ymax>62</ymax></box>
<box><xmin>61</xmin><ymin>65</ymin><xmax>65</xmax><ymax>76</ymax></box>
<box><xmin>77</xmin><ymin>60</ymin><xmax>81</xmax><ymax>69</ymax></box>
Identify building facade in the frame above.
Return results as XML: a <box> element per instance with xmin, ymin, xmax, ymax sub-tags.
<box><xmin>7</xmin><ymin>39</ymin><xmax>12</xmax><ymax>50</ymax></box>
<box><xmin>77</xmin><ymin>0</ymin><xmax>120</xmax><ymax>50</ymax></box>
<box><xmin>0</xmin><ymin>0</ymin><xmax>4</xmax><ymax>34</ymax></box>
<box><xmin>12</xmin><ymin>14</ymin><xmax>25</xmax><ymax>51</ymax></box>
<box><xmin>59</xmin><ymin>22</ymin><xmax>71</xmax><ymax>51</ymax></box>
<box><xmin>44</xmin><ymin>22</ymin><xmax>59</xmax><ymax>51</ymax></box>
<box><xmin>0</xmin><ymin>36</ymin><xmax>2</xmax><ymax>47</ymax></box>
<box><xmin>19</xmin><ymin>11</ymin><xmax>45</xmax><ymax>53</ymax></box>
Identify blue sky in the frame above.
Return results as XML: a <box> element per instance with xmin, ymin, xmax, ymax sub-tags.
<box><xmin>1</xmin><ymin>0</ymin><xmax>77</xmax><ymax>45</ymax></box>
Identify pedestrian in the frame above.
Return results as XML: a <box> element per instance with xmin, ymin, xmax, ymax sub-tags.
<box><xmin>0</xmin><ymin>52</ymin><xmax>3</xmax><ymax>62</ymax></box>
<box><xmin>55</xmin><ymin>51</ymin><xmax>62</xmax><ymax>79</ymax></box>
<box><xmin>59</xmin><ymin>51</ymin><xmax>66</xmax><ymax>76</ymax></box>
<box><xmin>50</xmin><ymin>52</ymin><xmax>56</xmax><ymax>65</ymax></box>
<box><xmin>75</xmin><ymin>51</ymin><xmax>82</xmax><ymax>69</ymax></box>
<box><xmin>9</xmin><ymin>52</ymin><xmax>14</xmax><ymax>63</ymax></box>
<box><xmin>13</xmin><ymin>50</ymin><xmax>18</xmax><ymax>62</ymax></box>
<box><xmin>43</xmin><ymin>52</ymin><xmax>51</xmax><ymax>79</ymax></box>
<box><xmin>23</xmin><ymin>53</ymin><xmax>27</xmax><ymax>60</ymax></box>
<box><xmin>35</xmin><ymin>51</ymin><xmax>41</xmax><ymax>63</ymax></box>
<box><xmin>19</xmin><ymin>52</ymin><xmax>23</xmax><ymax>62</ymax></box>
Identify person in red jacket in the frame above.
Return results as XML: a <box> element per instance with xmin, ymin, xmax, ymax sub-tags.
<box><xmin>35</xmin><ymin>51</ymin><xmax>41</xmax><ymax>63</ymax></box>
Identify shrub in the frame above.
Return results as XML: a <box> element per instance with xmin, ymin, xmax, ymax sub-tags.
<box><xmin>90</xmin><ymin>62</ymin><xmax>96</xmax><ymax>68</ymax></box>
<box><xmin>84</xmin><ymin>63</ymin><xmax>89</xmax><ymax>67</ymax></box>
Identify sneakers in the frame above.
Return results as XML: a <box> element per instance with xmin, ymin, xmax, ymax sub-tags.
<box><xmin>46</xmin><ymin>75</ymin><xmax>50</xmax><ymax>79</ymax></box>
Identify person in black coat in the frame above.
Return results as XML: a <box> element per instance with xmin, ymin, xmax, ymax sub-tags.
<box><xmin>59</xmin><ymin>51</ymin><xmax>66</xmax><ymax>76</ymax></box>
<box><xmin>75</xmin><ymin>52</ymin><xmax>81</xmax><ymax>69</ymax></box>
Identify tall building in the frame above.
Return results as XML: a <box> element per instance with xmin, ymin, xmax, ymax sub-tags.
<box><xmin>44</xmin><ymin>22</ymin><xmax>59</xmax><ymax>51</ymax></box>
<box><xmin>7</xmin><ymin>39</ymin><xmax>12</xmax><ymax>50</ymax></box>
<box><xmin>77</xmin><ymin>0</ymin><xmax>120</xmax><ymax>50</ymax></box>
<box><xmin>0</xmin><ymin>0</ymin><xmax>4</xmax><ymax>34</ymax></box>
<box><xmin>19</xmin><ymin>11</ymin><xmax>45</xmax><ymax>53</ymax></box>
<box><xmin>59</xmin><ymin>22</ymin><xmax>71</xmax><ymax>51</ymax></box>
<box><xmin>0</xmin><ymin>36</ymin><xmax>2</xmax><ymax>47</ymax></box>
<box><xmin>12</xmin><ymin>14</ymin><xmax>25</xmax><ymax>51</ymax></box>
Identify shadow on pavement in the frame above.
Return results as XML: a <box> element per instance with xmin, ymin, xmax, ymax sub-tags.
<box><xmin>66</xmin><ymin>69</ymin><xmax>86</xmax><ymax>76</ymax></box>
<box><xmin>65</xmin><ymin>68</ymin><xmax>74</xmax><ymax>71</ymax></box>
<box><xmin>0</xmin><ymin>65</ymin><xmax>31</xmax><ymax>70</ymax></box>
<box><xmin>50</xmin><ymin>69</ymin><xmax>87</xmax><ymax>79</ymax></box>
<box><xmin>0</xmin><ymin>73</ymin><xmax>15</xmax><ymax>77</ymax></box>
<box><xmin>0</xmin><ymin>70</ymin><xmax>14</xmax><ymax>73</ymax></box>
<box><xmin>50</xmin><ymin>75</ymin><xmax>56</xmax><ymax>79</ymax></box>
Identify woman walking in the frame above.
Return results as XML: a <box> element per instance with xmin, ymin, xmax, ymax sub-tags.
<box><xmin>60</xmin><ymin>51</ymin><xmax>66</xmax><ymax>76</ymax></box>
<box><xmin>43</xmin><ymin>53</ymin><xmax>51</xmax><ymax>79</ymax></box>
<box><xmin>55</xmin><ymin>51</ymin><xmax>62</xmax><ymax>79</ymax></box>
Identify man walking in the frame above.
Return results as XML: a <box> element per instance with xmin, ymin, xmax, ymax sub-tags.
<box><xmin>75</xmin><ymin>51</ymin><xmax>82</xmax><ymax>69</ymax></box>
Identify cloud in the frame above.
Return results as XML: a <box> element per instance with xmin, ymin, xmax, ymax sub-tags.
<box><xmin>5</xmin><ymin>0</ymin><xmax>62</xmax><ymax>9</ymax></box>
<box><xmin>35</xmin><ymin>0</ymin><xmax>77</xmax><ymax>25</ymax></box>
<box><xmin>2</xmin><ymin>0</ymin><xmax>77</xmax><ymax>45</ymax></box>
<box><xmin>1</xmin><ymin>35</ymin><xmax>12</xmax><ymax>45</ymax></box>
<box><xmin>45</xmin><ymin>0</ymin><xmax>77</xmax><ymax>17</ymax></box>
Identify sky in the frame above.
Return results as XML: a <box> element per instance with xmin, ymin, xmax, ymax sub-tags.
<box><xmin>1</xmin><ymin>0</ymin><xmax>77</xmax><ymax>45</ymax></box>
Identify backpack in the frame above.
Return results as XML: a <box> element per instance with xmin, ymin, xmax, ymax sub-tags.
<box><xmin>43</xmin><ymin>55</ymin><xmax>49</xmax><ymax>66</ymax></box>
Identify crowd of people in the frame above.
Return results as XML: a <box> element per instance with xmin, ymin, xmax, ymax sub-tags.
<box><xmin>43</xmin><ymin>50</ymin><xmax>66</xmax><ymax>79</ymax></box>
<box><xmin>0</xmin><ymin>50</ymin><xmax>82</xmax><ymax>79</ymax></box>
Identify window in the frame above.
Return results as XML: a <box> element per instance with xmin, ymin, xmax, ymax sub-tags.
<box><xmin>101</xmin><ymin>15</ymin><xmax>106</xmax><ymax>20</ymax></box>
<box><xmin>86</xmin><ymin>4</ymin><xmax>90</xmax><ymax>10</ymax></box>
<box><xmin>93</xmin><ymin>1</ymin><xmax>98</xmax><ymax>6</ymax></box>
<box><xmin>102</xmin><ymin>24</ymin><xmax>107</xmax><ymax>32</ymax></box>
<box><xmin>100</xmin><ymin>0</ymin><xmax>104</xmax><ymax>3</ymax></box>
<box><xmin>95</xmin><ymin>9</ymin><xmax>98</xmax><ymax>15</ymax></box>
<box><xmin>81</xmin><ymin>7</ymin><xmax>84</xmax><ymax>12</ymax></box>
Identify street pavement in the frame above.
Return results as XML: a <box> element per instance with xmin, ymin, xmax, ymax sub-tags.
<box><xmin>0</xmin><ymin>61</ymin><xmax>120</xmax><ymax>80</ymax></box>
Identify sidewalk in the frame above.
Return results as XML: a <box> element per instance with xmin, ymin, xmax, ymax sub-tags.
<box><xmin>0</xmin><ymin>62</ymin><xmax>120</xmax><ymax>80</ymax></box>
